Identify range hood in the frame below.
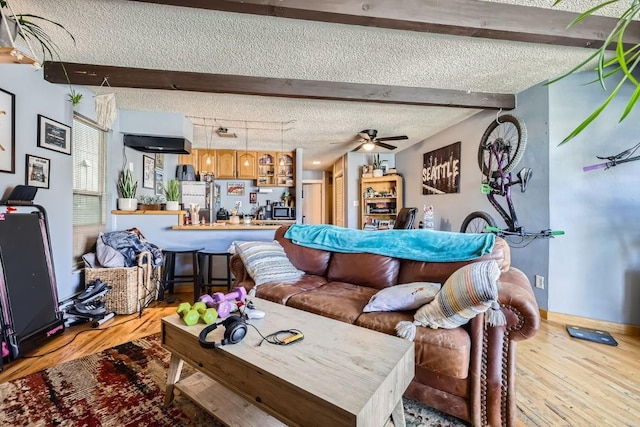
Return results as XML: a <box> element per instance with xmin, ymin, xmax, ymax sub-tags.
<box><xmin>123</xmin><ymin>134</ymin><xmax>192</xmax><ymax>154</ymax></box>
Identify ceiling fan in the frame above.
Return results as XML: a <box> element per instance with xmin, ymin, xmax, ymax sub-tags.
<box><xmin>351</xmin><ymin>129</ymin><xmax>408</xmax><ymax>152</ymax></box>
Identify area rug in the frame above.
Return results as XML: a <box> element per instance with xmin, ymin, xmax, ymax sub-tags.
<box><xmin>0</xmin><ymin>334</ymin><xmax>466</xmax><ymax>426</ymax></box>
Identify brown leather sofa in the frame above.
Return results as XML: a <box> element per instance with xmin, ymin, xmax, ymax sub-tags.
<box><xmin>230</xmin><ymin>226</ymin><xmax>540</xmax><ymax>427</ymax></box>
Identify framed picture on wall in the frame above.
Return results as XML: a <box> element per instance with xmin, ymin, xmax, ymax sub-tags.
<box><xmin>422</xmin><ymin>141</ymin><xmax>461</xmax><ymax>195</ymax></box>
<box><xmin>227</xmin><ymin>182</ymin><xmax>245</xmax><ymax>196</ymax></box>
<box><xmin>155</xmin><ymin>170</ymin><xmax>164</xmax><ymax>195</ymax></box>
<box><xmin>37</xmin><ymin>115</ymin><xmax>71</xmax><ymax>155</ymax></box>
<box><xmin>155</xmin><ymin>153</ymin><xmax>164</xmax><ymax>170</ymax></box>
<box><xmin>0</xmin><ymin>87</ymin><xmax>16</xmax><ymax>173</ymax></box>
<box><xmin>25</xmin><ymin>154</ymin><xmax>50</xmax><ymax>189</ymax></box>
<box><xmin>143</xmin><ymin>155</ymin><xmax>155</xmax><ymax>189</ymax></box>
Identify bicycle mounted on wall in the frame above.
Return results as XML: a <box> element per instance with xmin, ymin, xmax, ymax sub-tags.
<box><xmin>460</xmin><ymin>114</ymin><xmax>563</xmax><ymax>246</ymax></box>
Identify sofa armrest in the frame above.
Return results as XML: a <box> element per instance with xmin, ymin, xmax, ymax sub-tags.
<box><xmin>230</xmin><ymin>253</ymin><xmax>256</xmax><ymax>290</ymax></box>
<box><xmin>467</xmin><ymin>266</ymin><xmax>540</xmax><ymax>427</ymax></box>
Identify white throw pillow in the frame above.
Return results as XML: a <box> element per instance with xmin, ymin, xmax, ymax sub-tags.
<box><xmin>363</xmin><ymin>282</ymin><xmax>441</xmax><ymax>312</ymax></box>
<box><xmin>235</xmin><ymin>240</ymin><xmax>304</xmax><ymax>286</ymax></box>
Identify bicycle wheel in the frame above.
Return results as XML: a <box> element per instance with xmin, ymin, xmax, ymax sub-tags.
<box><xmin>460</xmin><ymin>211</ymin><xmax>498</xmax><ymax>233</ymax></box>
<box><xmin>477</xmin><ymin>114</ymin><xmax>527</xmax><ymax>178</ymax></box>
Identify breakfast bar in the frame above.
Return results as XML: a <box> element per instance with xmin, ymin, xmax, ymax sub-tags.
<box><xmin>110</xmin><ymin>210</ymin><xmax>295</xmax><ymax>278</ymax></box>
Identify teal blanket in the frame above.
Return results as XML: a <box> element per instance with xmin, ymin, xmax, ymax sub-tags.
<box><xmin>284</xmin><ymin>224</ymin><xmax>495</xmax><ymax>262</ymax></box>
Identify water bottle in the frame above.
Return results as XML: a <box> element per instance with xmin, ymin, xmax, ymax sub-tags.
<box><xmin>423</xmin><ymin>205</ymin><xmax>434</xmax><ymax>230</ymax></box>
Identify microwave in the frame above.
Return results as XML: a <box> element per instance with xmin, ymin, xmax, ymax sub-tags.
<box><xmin>272</xmin><ymin>206</ymin><xmax>295</xmax><ymax>220</ymax></box>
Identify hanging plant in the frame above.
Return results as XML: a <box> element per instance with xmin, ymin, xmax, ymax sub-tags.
<box><xmin>0</xmin><ymin>1</ymin><xmax>80</xmax><ymax>105</ymax></box>
<box><xmin>549</xmin><ymin>0</ymin><xmax>640</xmax><ymax>144</ymax></box>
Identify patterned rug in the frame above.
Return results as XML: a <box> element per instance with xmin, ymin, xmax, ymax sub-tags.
<box><xmin>0</xmin><ymin>334</ymin><xmax>466</xmax><ymax>426</ymax></box>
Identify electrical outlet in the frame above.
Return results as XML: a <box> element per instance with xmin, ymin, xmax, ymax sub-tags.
<box><xmin>353</xmin><ymin>200</ymin><xmax>359</xmax><ymax>207</ymax></box>
<box><xmin>535</xmin><ymin>275</ymin><xmax>545</xmax><ymax>289</ymax></box>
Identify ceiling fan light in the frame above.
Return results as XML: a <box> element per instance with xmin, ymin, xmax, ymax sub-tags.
<box><xmin>363</xmin><ymin>142</ymin><xmax>375</xmax><ymax>151</ymax></box>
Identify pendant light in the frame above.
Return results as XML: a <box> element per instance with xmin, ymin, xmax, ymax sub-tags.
<box><xmin>279</xmin><ymin>122</ymin><xmax>285</xmax><ymax>166</ymax></box>
<box><xmin>243</xmin><ymin>123</ymin><xmax>250</xmax><ymax>167</ymax></box>
<box><xmin>205</xmin><ymin>120</ymin><xmax>213</xmax><ymax>165</ymax></box>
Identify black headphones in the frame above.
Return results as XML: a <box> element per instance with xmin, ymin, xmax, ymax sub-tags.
<box><xmin>198</xmin><ymin>315</ymin><xmax>247</xmax><ymax>349</ymax></box>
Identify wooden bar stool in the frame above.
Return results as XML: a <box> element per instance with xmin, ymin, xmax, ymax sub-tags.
<box><xmin>195</xmin><ymin>250</ymin><xmax>233</xmax><ymax>302</ymax></box>
<box><xmin>159</xmin><ymin>246</ymin><xmax>203</xmax><ymax>302</ymax></box>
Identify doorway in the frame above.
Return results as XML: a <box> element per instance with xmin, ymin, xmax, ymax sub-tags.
<box><xmin>302</xmin><ymin>181</ymin><xmax>324</xmax><ymax>224</ymax></box>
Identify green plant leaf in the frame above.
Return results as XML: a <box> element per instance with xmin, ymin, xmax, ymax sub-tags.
<box><xmin>560</xmin><ymin>76</ymin><xmax>627</xmax><ymax>144</ymax></box>
<box><xmin>619</xmin><ymin>82</ymin><xmax>640</xmax><ymax>121</ymax></box>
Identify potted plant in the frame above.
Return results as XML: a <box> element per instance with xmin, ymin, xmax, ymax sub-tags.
<box><xmin>372</xmin><ymin>153</ymin><xmax>384</xmax><ymax>177</ymax></box>
<box><xmin>117</xmin><ymin>169</ymin><xmax>138</xmax><ymax>211</ymax></box>
<box><xmin>138</xmin><ymin>194</ymin><xmax>166</xmax><ymax>211</ymax></box>
<box><xmin>164</xmin><ymin>179</ymin><xmax>181</xmax><ymax>211</ymax></box>
<box><xmin>550</xmin><ymin>0</ymin><xmax>640</xmax><ymax>143</ymax></box>
<box><xmin>0</xmin><ymin>1</ymin><xmax>81</xmax><ymax>106</ymax></box>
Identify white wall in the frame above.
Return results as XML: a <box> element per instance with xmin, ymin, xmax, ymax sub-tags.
<box><xmin>0</xmin><ymin>65</ymin><xmax>95</xmax><ymax>300</ymax></box>
<box><xmin>548</xmin><ymin>72</ymin><xmax>640</xmax><ymax>325</ymax></box>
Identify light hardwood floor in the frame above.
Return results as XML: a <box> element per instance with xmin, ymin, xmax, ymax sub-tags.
<box><xmin>1</xmin><ymin>287</ymin><xmax>639</xmax><ymax>426</ymax></box>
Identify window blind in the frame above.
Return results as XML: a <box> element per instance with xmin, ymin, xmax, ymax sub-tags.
<box><xmin>72</xmin><ymin>116</ymin><xmax>106</xmax><ymax>269</ymax></box>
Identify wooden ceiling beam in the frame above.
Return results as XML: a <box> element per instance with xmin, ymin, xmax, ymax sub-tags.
<box><xmin>126</xmin><ymin>0</ymin><xmax>640</xmax><ymax>49</ymax></box>
<box><xmin>43</xmin><ymin>62</ymin><xmax>515</xmax><ymax>110</ymax></box>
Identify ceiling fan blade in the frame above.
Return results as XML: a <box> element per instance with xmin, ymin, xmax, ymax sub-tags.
<box><xmin>376</xmin><ymin>135</ymin><xmax>408</xmax><ymax>142</ymax></box>
<box><xmin>351</xmin><ymin>142</ymin><xmax>365</xmax><ymax>152</ymax></box>
<box><xmin>375</xmin><ymin>141</ymin><xmax>397</xmax><ymax>150</ymax></box>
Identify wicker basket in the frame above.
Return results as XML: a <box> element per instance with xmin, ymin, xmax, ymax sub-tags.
<box><xmin>84</xmin><ymin>251</ymin><xmax>160</xmax><ymax>315</ymax></box>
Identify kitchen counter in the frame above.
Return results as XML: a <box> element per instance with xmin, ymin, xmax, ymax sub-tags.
<box><xmin>171</xmin><ymin>220</ymin><xmax>296</xmax><ymax>230</ymax></box>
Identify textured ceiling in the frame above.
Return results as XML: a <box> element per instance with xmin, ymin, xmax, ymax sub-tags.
<box><xmin>8</xmin><ymin>0</ymin><xmax>611</xmax><ymax>170</ymax></box>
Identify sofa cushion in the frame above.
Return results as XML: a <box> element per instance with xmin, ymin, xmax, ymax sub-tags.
<box><xmin>255</xmin><ymin>274</ymin><xmax>328</xmax><ymax>305</ymax></box>
<box><xmin>363</xmin><ymin>282</ymin><xmax>441</xmax><ymax>312</ymax></box>
<box><xmin>275</xmin><ymin>226</ymin><xmax>331</xmax><ymax>276</ymax></box>
<box><xmin>412</xmin><ymin>260</ymin><xmax>501</xmax><ymax>329</ymax></box>
<box><xmin>286</xmin><ymin>282</ymin><xmax>378</xmax><ymax>324</ymax></box>
<box><xmin>355</xmin><ymin>311</ymin><xmax>471</xmax><ymax>379</ymax></box>
<box><xmin>397</xmin><ymin>237</ymin><xmax>510</xmax><ymax>284</ymax></box>
<box><xmin>235</xmin><ymin>241</ymin><xmax>304</xmax><ymax>286</ymax></box>
<box><xmin>327</xmin><ymin>252</ymin><xmax>400</xmax><ymax>290</ymax></box>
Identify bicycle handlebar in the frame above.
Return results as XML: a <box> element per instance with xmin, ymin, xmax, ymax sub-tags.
<box><xmin>484</xmin><ymin>226</ymin><xmax>564</xmax><ymax>237</ymax></box>
<box><xmin>582</xmin><ymin>162</ymin><xmax>609</xmax><ymax>172</ymax></box>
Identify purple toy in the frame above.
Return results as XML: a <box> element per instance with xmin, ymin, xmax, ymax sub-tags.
<box><xmin>199</xmin><ymin>287</ymin><xmax>247</xmax><ymax>318</ymax></box>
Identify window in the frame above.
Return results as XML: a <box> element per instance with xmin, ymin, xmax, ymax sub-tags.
<box><xmin>72</xmin><ymin>115</ymin><xmax>106</xmax><ymax>269</ymax></box>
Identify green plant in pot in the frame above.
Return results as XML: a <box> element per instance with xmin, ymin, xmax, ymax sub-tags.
<box><xmin>117</xmin><ymin>169</ymin><xmax>138</xmax><ymax>211</ymax></box>
<box><xmin>164</xmin><ymin>179</ymin><xmax>181</xmax><ymax>211</ymax></box>
<box><xmin>372</xmin><ymin>153</ymin><xmax>384</xmax><ymax>177</ymax></box>
<box><xmin>550</xmin><ymin>0</ymin><xmax>640</xmax><ymax>143</ymax></box>
<box><xmin>0</xmin><ymin>1</ymin><xmax>81</xmax><ymax>106</ymax></box>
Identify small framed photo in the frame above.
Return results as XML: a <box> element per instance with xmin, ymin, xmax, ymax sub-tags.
<box><xmin>25</xmin><ymin>154</ymin><xmax>50</xmax><ymax>189</ymax></box>
<box><xmin>249</xmin><ymin>192</ymin><xmax>257</xmax><ymax>204</ymax></box>
<box><xmin>155</xmin><ymin>170</ymin><xmax>164</xmax><ymax>195</ymax></box>
<box><xmin>227</xmin><ymin>182</ymin><xmax>245</xmax><ymax>196</ymax></box>
<box><xmin>37</xmin><ymin>115</ymin><xmax>71</xmax><ymax>155</ymax></box>
<box><xmin>155</xmin><ymin>153</ymin><xmax>164</xmax><ymax>170</ymax></box>
<box><xmin>0</xmin><ymin>87</ymin><xmax>16</xmax><ymax>173</ymax></box>
<box><xmin>143</xmin><ymin>155</ymin><xmax>155</xmax><ymax>189</ymax></box>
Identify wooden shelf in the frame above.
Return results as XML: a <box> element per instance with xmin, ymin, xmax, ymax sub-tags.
<box><xmin>361</xmin><ymin>175</ymin><xmax>403</xmax><ymax>230</ymax></box>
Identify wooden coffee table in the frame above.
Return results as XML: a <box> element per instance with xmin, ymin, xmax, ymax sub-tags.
<box><xmin>162</xmin><ymin>298</ymin><xmax>414</xmax><ymax>426</ymax></box>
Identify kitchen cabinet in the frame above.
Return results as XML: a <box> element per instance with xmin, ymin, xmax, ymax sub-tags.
<box><xmin>276</xmin><ymin>151</ymin><xmax>295</xmax><ymax>187</ymax></box>
<box><xmin>178</xmin><ymin>150</ymin><xmax>199</xmax><ymax>173</ymax></box>
<box><xmin>216</xmin><ymin>149</ymin><xmax>236</xmax><ymax>179</ymax></box>
<box><xmin>237</xmin><ymin>151</ymin><xmax>257</xmax><ymax>180</ymax></box>
<box><xmin>360</xmin><ymin>175</ymin><xmax>403</xmax><ymax>230</ymax></box>
<box><xmin>257</xmin><ymin>152</ymin><xmax>277</xmax><ymax>186</ymax></box>
<box><xmin>197</xmin><ymin>149</ymin><xmax>216</xmax><ymax>177</ymax></box>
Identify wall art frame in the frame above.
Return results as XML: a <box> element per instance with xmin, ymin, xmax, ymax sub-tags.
<box><xmin>0</xmin><ymin>87</ymin><xmax>16</xmax><ymax>173</ymax></box>
<box><xmin>37</xmin><ymin>114</ymin><xmax>71</xmax><ymax>155</ymax></box>
<box><xmin>143</xmin><ymin>155</ymin><xmax>155</xmax><ymax>189</ymax></box>
<box><xmin>422</xmin><ymin>141</ymin><xmax>461</xmax><ymax>195</ymax></box>
<box><xmin>25</xmin><ymin>154</ymin><xmax>50</xmax><ymax>189</ymax></box>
